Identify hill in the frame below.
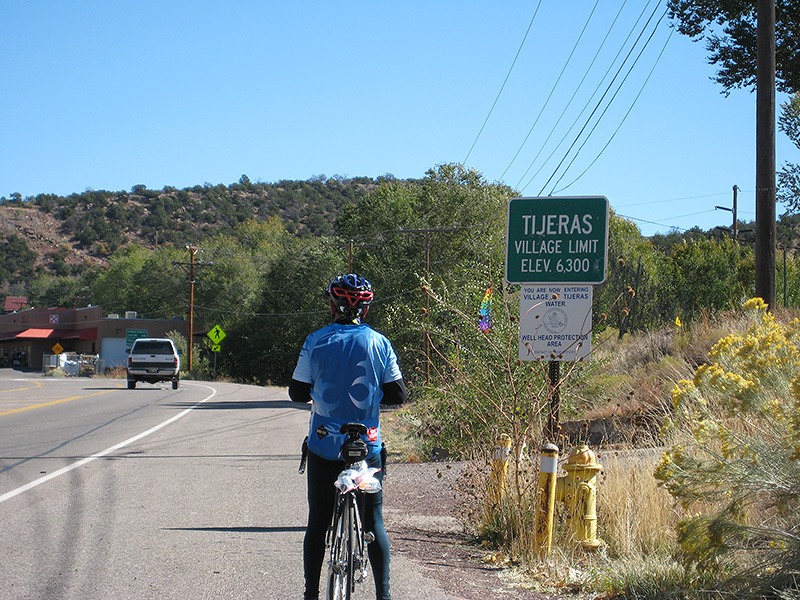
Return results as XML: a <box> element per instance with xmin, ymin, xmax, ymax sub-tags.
<box><xmin>0</xmin><ymin>204</ymin><xmax>100</xmax><ymax>269</ymax></box>
<box><xmin>0</xmin><ymin>175</ymin><xmax>389</xmax><ymax>272</ymax></box>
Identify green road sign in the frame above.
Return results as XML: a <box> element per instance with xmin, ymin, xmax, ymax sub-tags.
<box><xmin>126</xmin><ymin>328</ymin><xmax>148</xmax><ymax>347</ymax></box>
<box><xmin>207</xmin><ymin>325</ymin><xmax>226</xmax><ymax>344</ymax></box>
<box><xmin>505</xmin><ymin>196</ymin><xmax>609</xmax><ymax>284</ymax></box>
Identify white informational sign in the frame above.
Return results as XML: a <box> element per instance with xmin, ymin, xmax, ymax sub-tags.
<box><xmin>519</xmin><ymin>285</ymin><xmax>593</xmax><ymax>362</ymax></box>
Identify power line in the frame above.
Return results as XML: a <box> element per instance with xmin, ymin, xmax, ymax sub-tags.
<box><xmin>463</xmin><ymin>0</ymin><xmax>544</xmax><ymax>164</ymax></box>
<box><xmin>665</xmin><ymin>209</ymin><xmax>718</xmax><ymax>220</ymax></box>
<box><xmin>614</xmin><ymin>191</ymin><xmax>731</xmax><ymax>208</ymax></box>
<box><xmin>531</xmin><ymin>3</ymin><xmax>666</xmax><ymax>195</ymax></box>
<box><xmin>510</xmin><ymin>0</ymin><xmax>632</xmax><ymax>189</ymax></box>
<box><xmin>550</xmin><ymin>18</ymin><xmax>673</xmax><ymax>194</ymax></box>
<box><xmin>499</xmin><ymin>0</ymin><xmax>602</xmax><ymax>182</ymax></box>
<box><xmin>616</xmin><ymin>213</ymin><xmax>692</xmax><ymax>232</ymax></box>
<box><xmin>514</xmin><ymin>0</ymin><xmax>661</xmax><ymax>192</ymax></box>
<box><xmin>617</xmin><ymin>209</ymin><xmax>720</xmax><ymax>232</ymax></box>
<box><xmin>191</xmin><ymin>288</ymin><xmax>418</xmax><ymax>319</ymax></box>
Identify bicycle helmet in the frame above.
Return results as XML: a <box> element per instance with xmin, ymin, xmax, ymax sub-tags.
<box><xmin>324</xmin><ymin>273</ymin><xmax>374</xmax><ymax>318</ymax></box>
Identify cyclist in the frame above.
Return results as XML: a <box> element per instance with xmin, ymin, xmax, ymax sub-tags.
<box><xmin>290</xmin><ymin>273</ymin><xmax>407</xmax><ymax>600</ymax></box>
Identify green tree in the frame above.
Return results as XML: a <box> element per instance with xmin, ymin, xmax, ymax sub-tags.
<box><xmin>222</xmin><ymin>238</ymin><xmax>339</xmax><ymax>384</ymax></box>
<box><xmin>0</xmin><ymin>233</ymin><xmax>37</xmax><ymax>285</ymax></box>
<box><xmin>91</xmin><ymin>246</ymin><xmax>148</xmax><ymax>313</ymax></box>
<box><xmin>336</xmin><ymin>163</ymin><xmax>513</xmax><ymax>383</ymax></box>
<box><xmin>193</xmin><ymin>218</ymin><xmax>287</xmax><ymax>351</ymax></box>
<box><xmin>667</xmin><ymin>0</ymin><xmax>800</xmax><ymax>94</ymax></box>
<box><xmin>595</xmin><ymin>214</ymin><xmax>674</xmax><ymax>333</ymax></box>
<box><xmin>27</xmin><ymin>275</ymin><xmax>85</xmax><ymax>309</ymax></box>
<box><xmin>778</xmin><ymin>92</ymin><xmax>800</xmax><ymax>211</ymax></box>
<box><xmin>92</xmin><ymin>245</ymin><xmax>186</xmax><ymax>318</ymax></box>
<box><xmin>47</xmin><ymin>245</ymin><xmax>72</xmax><ymax>277</ymax></box>
<box><xmin>142</xmin><ymin>200</ymin><xmax>170</xmax><ymax>234</ymax></box>
<box><xmin>670</xmin><ymin>237</ymin><xmax>754</xmax><ymax>319</ymax></box>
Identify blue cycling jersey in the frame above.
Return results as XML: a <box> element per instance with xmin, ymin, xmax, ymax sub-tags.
<box><xmin>292</xmin><ymin>322</ymin><xmax>403</xmax><ymax>461</ymax></box>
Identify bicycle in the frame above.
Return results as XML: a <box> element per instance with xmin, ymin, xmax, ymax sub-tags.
<box><xmin>300</xmin><ymin>422</ymin><xmax>381</xmax><ymax>600</ymax></box>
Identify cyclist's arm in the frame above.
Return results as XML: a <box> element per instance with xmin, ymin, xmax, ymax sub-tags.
<box><xmin>289</xmin><ymin>378</ymin><xmax>312</xmax><ymax>403</ymax></box>
<box><xmin>381</xmin><ymin>378</ymin><xmax>407</xmax><ymax>406</ymax></box>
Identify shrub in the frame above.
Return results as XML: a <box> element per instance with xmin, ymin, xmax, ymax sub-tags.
<box><xmin>655</xmin><ymin>298</ymin><xmax>800</xmax><ymax>595</ymax></box>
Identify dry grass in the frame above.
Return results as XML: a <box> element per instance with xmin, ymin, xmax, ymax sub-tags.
<box><xmin>597</xmin><ymin>448</ymin><xmax>679</xmax><ymax>558</ymax></box>
<box><xmin>96</xmin><ymin>366</ymin><xmax>127</xmax><ymax>379</ymax></box>
<box><xmin>574</xmin><ymin>328</ymin><xmax>693</xmax><ymax>421</ymax></box>
<box><xmin>380</xmin><ymin>408</ymin><xmax>428</xmax><ymax>463</ymax></box>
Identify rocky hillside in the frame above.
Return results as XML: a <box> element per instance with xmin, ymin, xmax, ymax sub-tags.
<box><xmin>0</xmin><ymin>175</ymin><xmax>389</xmax><ymax>270</ymax></box>
<box><xmin>0</xmin><ymin>205</ymin><xmax>102</xmax><ymax>268</ymax></box>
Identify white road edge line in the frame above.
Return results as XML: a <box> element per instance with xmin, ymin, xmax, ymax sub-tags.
<box><xmin>0</xmin><ymin>382</ymin><xmax>218</xmax><ymax>504</ymax></box>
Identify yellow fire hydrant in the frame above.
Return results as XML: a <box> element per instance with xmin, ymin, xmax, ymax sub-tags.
<box><xmin>556</xmin><ymin>444</ymin><xmax>603</xmax><ymax>551</ymax></box>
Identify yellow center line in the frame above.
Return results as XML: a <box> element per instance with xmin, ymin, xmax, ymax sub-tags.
<box><xmin>0</xmin><ymin>385</ymin><xmax>123</xmax><ymax>417</ymax></box>
<box><xmin>0</xmin><ymin>380</ymin><xmax>44</xmax><ymax>394</ymax></box>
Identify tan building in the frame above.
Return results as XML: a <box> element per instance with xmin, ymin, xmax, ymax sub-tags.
<box><xmin>0</xmin><ymin>304</ymin><xmax>191</xmax><ymax>371</ymax></box>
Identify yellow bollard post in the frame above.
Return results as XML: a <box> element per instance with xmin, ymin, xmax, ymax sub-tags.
<box><xmin>535</xmin><ymin>443</ymin><xmax>559</xmax><ymax>558</ymax></box>
<box><xmin>487</xmin><ymin>434</ymin><xmax>512</xmax><ymax>508</ymax></box>
<box><xmin>562</xmin><ymin>444</ymin><xmax>603</xmax><ymax>551</ymax></box>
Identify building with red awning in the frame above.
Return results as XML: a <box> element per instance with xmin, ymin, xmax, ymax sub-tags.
<box><xmin>0</xmin><ymin>304</ymin><xmax>193</xmax><ymax>371</ymax></box>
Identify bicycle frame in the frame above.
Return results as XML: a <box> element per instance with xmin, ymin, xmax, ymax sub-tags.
<box><xmin>324</xmin><ymin>423</ymin><xmax>380</xmax><ymax>600</ymax></box>
<box><xmin>326</xmin><ymin>487</ymin><xmax>369</xmax><ymax>600</ymax></box>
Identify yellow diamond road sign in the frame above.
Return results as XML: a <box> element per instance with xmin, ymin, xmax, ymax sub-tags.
<box><xmin>52</xmin><ymin>343</ymin><xmax>64</xmax><ymax>355</ymax></box>
<box><xmin>207</xmin><ymin>325</ymin><xmax>226</xmax><ymax>344</ymax></box>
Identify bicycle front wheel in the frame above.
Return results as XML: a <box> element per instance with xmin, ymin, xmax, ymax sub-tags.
<box><xmin>327</xmin><ymin>494</ymin><xmax>355</xmax><ymax>600</ymax></box>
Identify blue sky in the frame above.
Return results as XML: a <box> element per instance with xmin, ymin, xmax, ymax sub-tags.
<box><xmin>1</xmin><ymin>1</ymin><xmax>795</xmax><ymax>237</ymax></box>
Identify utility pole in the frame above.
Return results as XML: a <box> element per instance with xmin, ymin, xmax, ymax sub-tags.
<box><xmin>188</xmin><ymin>246</ymin><xmax>197</xmax><ymax>371</ymax></box>
<box><xmin>715</xmin><ymin>185</ymin><xmax>739</xmax><ymax>241</ymax></box>
<box><xmin>325</xmin><ymin>239</ymin><xmax>375</xmax><ymax>272</ymax></box>
<box><xmin>398</xmin><ymin>227</ymin><xmax>459</xmax><ymax>385</ymax></box>
<box><xmin>755</xmin><ymin>0</ymin><xmax>776</xmax><ymax>309</ymax></box>
<box><xmin>173</xmin><ymin>245</ymin><xmax>211</xmax><ymax>372</ymax></box>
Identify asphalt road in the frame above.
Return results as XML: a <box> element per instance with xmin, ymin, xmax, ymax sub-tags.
<box><xmin>0</xmin><ymin>369</ymin><xmax>453</xmax><ymax>600</ymax></box>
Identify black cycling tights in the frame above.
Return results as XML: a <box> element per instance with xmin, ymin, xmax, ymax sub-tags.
<box><xmin>303</xmin><ymin>450</ymin><xmax>391</xmax><ymax>600</ymax></box>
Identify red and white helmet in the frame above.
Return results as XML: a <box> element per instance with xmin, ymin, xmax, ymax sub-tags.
<box><xmin>324</xmin><ymin>273</ymin><xmax>374</xmax><ymax>315</ymax></box>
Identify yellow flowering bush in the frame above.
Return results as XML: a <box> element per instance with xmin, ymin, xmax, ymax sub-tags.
<box><xmin>654</xmin><ymin>299</ymin><xmax>800</xmax><ymax>591</ymax></box>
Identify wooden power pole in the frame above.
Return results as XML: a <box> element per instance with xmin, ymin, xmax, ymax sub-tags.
<box><xmin>755</xmin><ymin>0</ymin><xmax>776</xmax><ymax>309</ymax></box>
<box><xmin>398</xmin><ymin>227</ymin><xmax>459</xmax><ymax>385</ymax></box>
<box><xmin>325</xmin><ymin>239</ymin><xmax>375</xmax><ymax>272</ymax></box>
<box><xmin>173</xmin><ymin>245</ymin><xmax>211</xmax><ymax>372</ymax></box>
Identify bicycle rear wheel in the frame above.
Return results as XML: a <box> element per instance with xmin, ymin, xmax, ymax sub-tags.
<box><xmin>327</xmin><ymin>494</ymin><xmax>355</xmax><ymax>600</ymax></box>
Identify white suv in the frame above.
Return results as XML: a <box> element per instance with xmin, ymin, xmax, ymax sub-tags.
<box><xmin>127</xmin><ymin>338</ymin><xmax>181</xmax><ymax>389</ymax></box>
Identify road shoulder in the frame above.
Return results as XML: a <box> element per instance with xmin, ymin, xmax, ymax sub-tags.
<box><xmin>384</xmin><ymin>461</ymin><xmax>555</xmax><ymax>600</ymax></box>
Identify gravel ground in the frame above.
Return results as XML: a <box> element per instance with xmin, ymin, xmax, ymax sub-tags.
<box><xmin>382</xmin><ymin>461</ymin><xmax>557</xmax><ymax>600</ymax></box>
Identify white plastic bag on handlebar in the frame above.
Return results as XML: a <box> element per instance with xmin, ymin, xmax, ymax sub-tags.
<box><xmin>335</xmin><ymin>460</ymin><xmax>382</xmax><ymax>494</ymax></box>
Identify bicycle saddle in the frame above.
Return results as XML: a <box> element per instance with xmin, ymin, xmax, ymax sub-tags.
<box><xmin>340</xmin><ymin>423</ymin><xmax>368</xmax><ymax>437</ymax></box>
